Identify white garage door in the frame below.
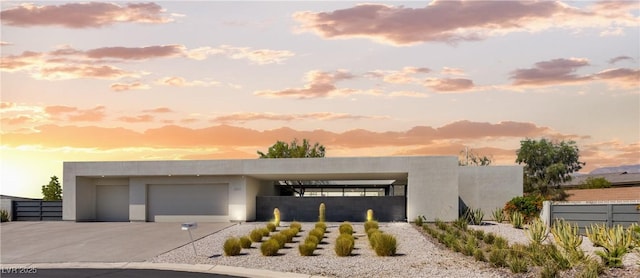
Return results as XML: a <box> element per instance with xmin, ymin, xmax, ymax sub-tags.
<box><xmin>96</xmin><ymin>185</ymin><xmax>129</xmax><ymax>221</ymax></box>
<box><xmin>147</xmin><ymin>184</ymin><xmax>228</xmax><ymax>222</ymax></box>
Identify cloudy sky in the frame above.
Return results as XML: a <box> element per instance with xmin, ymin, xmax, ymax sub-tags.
<box><xmin>1</xmin><ymin>1</ymin><xmax>639</xmax><ymax>198</ymax></box>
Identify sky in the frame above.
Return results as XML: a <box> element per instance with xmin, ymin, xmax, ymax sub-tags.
<box><xmin>1</xmin><ymin>1</ymin><xmax>639</xmax><ymax>198</ymax></box>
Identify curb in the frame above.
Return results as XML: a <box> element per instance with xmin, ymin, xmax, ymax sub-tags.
<box><xmin>0</xmin><ymin>262</ymin><xmax>327</xmax><ymax>278</ymax></box>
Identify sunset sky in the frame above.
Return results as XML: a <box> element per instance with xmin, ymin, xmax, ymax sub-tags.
<box><xmin>1</xmin><ymin>1</ymin><xmax>639</xmax><ymax>198</ymax></box>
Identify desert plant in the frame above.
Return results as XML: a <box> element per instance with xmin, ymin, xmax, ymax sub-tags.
<box><xmin>373</xmin><ymin>233</ymin><xmax>397</xmax><ymax>256</ymax></box>
<box><xmin>335</xmin><ymin>234</ymin><xmax>354</xmax><ymax>256</ymax></box>
<box><xmin>551</xmin><ymin>219</ymin><xmax>584</xmax><ymax>265</ymax></box>
<box><xmin>280</xmin><ymin>229</ymin><xmax>297</xmax><ymax>243</ymax></box>
<box><xmin>510</xmin><ymin>211</ymin><xmax>524</xmax><ymax>229</ymax></box>
<box><xmin>493</xmin><ymin>236</ymin><xmax>509</xmax><ymax>250</ymax></box>
<box><xmin>364</xmin><ymin>220</ymin><xmax>379</xmax><ymax>233</ymax></box>
<box><xmin>540</xmin><ymin>264</ymin><xmax>559</xmax><ymax>278</ymax></box>
<box><xmin>271</xmin><ymin>233</ymin><xmax>287</xmax><ymax>249</ymax></box>
<box><xmin>504</xmin><ymin>194</ymin><xmax>544</xmax><ymax>222</ymax></box>
<box><xmin>315</xmin><ymin>222</ymin><xmax>327</xmax><ymax>232</ymax></box>
<box><xmin>319</xmin><ymin>203</ymin><xmax>326</xmax><ymax>222</ymax></box>
<box><xmin>273</xmin><ymin>208</ymin><xmax>281</xmax><ymax>227</ymax></box>
<box><xmin>339</xmin><ymin>222</ymin><xmax>353</xmax><ymax>235</ymax></box>
<box><xmin>299</xmin><ymin>242</ymin><xmax>316</xmax><ymax>256</ymax></box>
<box><xmin>259</xmin><ymin>227</ymin><xmax>270</xmax><ymax>237</ymax></box>
<box><xmin>309</xmin><ymin>228</ymin><xmax>324</xmax><ymax>241</ymax></box>
<box><xmin>366</xmin><ymin>209</ymin><xmax>374</xmax><ymax>222</ymax></box>
<box><xmin>305</xmin><ymin>235</ymin><xmax>320</xmax><ymax>245</ymax></box>
<box><xmin>290</xmin><ymin>221</ymin><xmax>302</xmax><ymax>232</ymax></box>
<box><xmin>266</xmin><ymin>222</ymin><xmax>276</xmax><ymax>232</ymax></box>
<box><xmin>260</xmin><ymin>239</ymin><xmax>280</xmax><ymax>256</ymax></box>
<box><xmin>0</xmin><ymin>210</ymin><xmax>9</xmax><ymax>222</ymax></box>
<box><xmin>369</xmin><ymin>230</ymin><xmax>382</xmax><ymax>248</ymax></box>
<box><xmin>435</xmin><ymin>218</ymin><xmax>446</xmax><ymax>231</ymax></box>
<box><xmin>462</xmin><ymin>236</ymin><xmax>478</xmax><ymax>256</ymax></box>
<box><xmin>484</xmin><ymin>232</ymin><xmax>496</xmax><ymax>245</ymax></box>
<box><xmin>589</xmin><ymin>224</ymin><xmax>634</xmax><ymax>268</ymax></box>
<box><xmin>443</xmin><ymin>233</ymin><xmax>461</xmax><ymax>252</ymax></box>
<box><xmin>473</xmin><ymin>229</ymin><xmax>485</xmax><ymax>241</ymax></box>
<box><xmin>239</xmin><ymin>236</ymin><xmax>252</xmax><ymax>249</ymax></box>
<box><xmin>474</xmin><ymin>249</ymin><xmax>486</xmax><ymax>262</ymax></box>
<box><xmin>223</xmin><ymin>237</ymin><xmax>242</xmax><ymax>256</ymax></box>
<box><xmin>489</xmin><ymin>249</ymin><xmax>508</xmax><ymax>267</ymax></box>
<box><xmin>464</xmin><ymin>208</ymin><xmax>484</xmax><ymax>225</ymax></box>
<box><xmin>249</xmin><ymin>229</ymin><xmax>264</xmax><ymax>242</ymax></box>
<box><xmin>492</xmin><ymin>207</ymin><xmax>505</xmax><ymax>223</ymax></box>
<box><xmin>507</xmin><ymin>254</ymin><xmax>528</xmax><ymax>273</ymax></box>
<box><xmin>577</xmin><ymin>257</ymin><xmax>604</xmax><ymax>278</ymax></box>
<box><xmin>453</xmin><ymin>217</ymin><xmax>468</xmax><ymax>231</ymax></box>
<box><xmin>414</xmin><ymin>215</ymin><xmax>424</xmax><ymax>226</ymax></box>
<box><xmin>527</xmin><ymin>217</ymin><xmax>549</xmax><ymax>245</ymax></box>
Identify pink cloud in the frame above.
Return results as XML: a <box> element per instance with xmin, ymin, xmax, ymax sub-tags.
<box><xmin>426</xmin><ymin>78</ymin><xmax>474</xmax><ymax>92</ymax></box>
<box><xmin>593</xmin><ymin>68</ymin><xmax>640</xmax><ymax>89</ymax></box>
<box><xmin>293</xmin><ymin>1</ymin><xmax>580</xmax><ymax>45</ymax></box>
<box><xmin>119</xmin><ymin>114</ymin><xmax>154</xmax><ymax>123</ymax></box>
<box><xmin>366</xmin><ymin>67</ymin><xmax>430</xmax><ymax>84</ymax></box>
<box><xmin>212</xmin><ymin>112</ymin><xmax>384</xmax><ymax>124</ymax></box>
<box><xmin>0</xmin><ymin>102</ymin><xmax>16</xmax><ymax>109</ymax></box>
<box><xmin>1</xmin><ymin>115</ymin><xmax>36</xmax><ymax>125</ymax></box>
<box><xmin>0</xmin><ymin>41</ymin><xmax>12</xmax><ymax>46</ymax></box>
<box><xmin>86</xmin><ymin>45</ymin><xmax>185</xmax><ymax>60</ymax></box>
<box><xmin>157</xmin><ymin>76</ymin><xmax>220</xmax><ymax>87</ymax></box>
<box><xmin>45</xmin><ymin>105</ymin><xmax>106</xmax><ymax>122</ymax></box>
<box><xmin>143</xmin><ymin>107</ymin><xmax>173</xmax><ymax>113</ymax></box>
<box><xmin>255</xmin><ymin>70</ymin><xmax>357</xmax><ymax>99</ymax></box>
<box><xmin>609</xmin><ymin>56</ymin><xmax>634</xmax><ymax>65</ymax></box>
<box><xmin>110</xmin><ymin>82</ymin><xmax>150</xmax><ymax>92</ymax></box>
<box><xmin>0</xmin><ymin>2</ymin><xmax>173</xmax><ymax>28</ymax></box>
<box><xmin>37</xmin><ymin>65</ymin><xmax>137</xmax><ymax>80</ymax></box>
<box><xmin>511</xmin><ymin>58</ymin><xmax>591</xmax><ymax>86</ymax></box>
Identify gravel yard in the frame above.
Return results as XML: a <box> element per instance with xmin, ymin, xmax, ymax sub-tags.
<box><xmin>150</xmin><ymin>221</ymin><xmax>639</xmax><ymax>278</ymax></box>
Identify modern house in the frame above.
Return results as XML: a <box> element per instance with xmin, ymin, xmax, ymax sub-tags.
<box><xmin>62</xmin><ymin>156</ymin><xmax>522</xmax><ymax>222</ymax></box>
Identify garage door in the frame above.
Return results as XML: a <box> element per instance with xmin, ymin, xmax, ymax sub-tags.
<box><xmin>147</xmin><ymin>184</ymin><xmax>228</xmax><ymax>222</ymax></box>
<box><xmin>96</xmin><ymin>185</ymin><xmax>129</xmax><ymax>221</ymax></box>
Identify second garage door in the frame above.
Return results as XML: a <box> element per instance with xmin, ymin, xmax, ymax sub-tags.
<box><xmin>147</xmin><ymin>184</ymin><xmax>228</xmax><ymax>222</ymax></box>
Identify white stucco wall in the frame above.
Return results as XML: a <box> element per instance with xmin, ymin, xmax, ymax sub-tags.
<box><xmin>458</xmin><ymin>166</ymin><xmax>523</xmax><ymax>220</ymax></box>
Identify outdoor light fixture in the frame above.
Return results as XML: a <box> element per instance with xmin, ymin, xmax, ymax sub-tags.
<box><xmin>181</xmin><ymin>222</ymin><xmax>198</xmax><ymax>256</ymax></box>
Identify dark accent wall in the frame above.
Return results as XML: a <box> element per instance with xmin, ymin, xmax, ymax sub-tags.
<box><xmin>13</xmin><ymin>201</ymin><xmax>62</xmax><ymax>221</ymax></box>
<box><xmin>550</xmin><ymin>203</ymin><xmax>640</xmax><ymax>234</ymax></box>
<box><xmin>256</xmin><ymin>196</ymin><xmax>406</xmax><ymax>222</ymax></box>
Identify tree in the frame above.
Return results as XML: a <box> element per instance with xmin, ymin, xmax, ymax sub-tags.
<box><xmin>579</xmin><ymin>177</ymin><xmax>611</xmax><ymax>189</ymax></box>
<box><xmin>257</xmin><ymin>138</ymin><xmax>325</xmax><ymax>158</ymax></box>
<box><xmin>516</xmin><ymin>138</ymin><xmax>585</xmax><ymax>197</ymax></box>
<box><xmin>458</xmin><ymin>148</ymin><xmax>493</xmax><ymax>166</ymax></box>
<box><xmin>42</xmin><ymin>176</ymin><xmax>62</xmax><ymax>201</ymax></box>
<box><xmin>257</xmin><ymin>138</ymin><xmax>325</xmax><ymax>196</ymax></box>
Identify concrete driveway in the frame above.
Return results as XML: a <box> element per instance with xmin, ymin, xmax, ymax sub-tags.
<box><xmin>0</xmin><ymin>222</ymin><xmax>234</xmax><ymax>263</ymax></box>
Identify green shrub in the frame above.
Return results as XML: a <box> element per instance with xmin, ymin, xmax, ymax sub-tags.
<box><xmin>489</xmin><ymin>249</ymin><xmax>508</xmax><ymax>267</ymax></box>
<box><xmin>414</xmin><ymin>215</ymin><xmax>424</xmax><ymax>226</ymax></box>
<box><xmin>540</xmin><ymin>264</ymin><xmax>559</xmax><ymax>278</ymax></box>
<box><xmin>507</xmin><ymin>254</ymin><xmax>528</xmax><ymax>273</ymax></box>
<box><xmin>462</xmin><ymin>236</ymin><xmax>478</xmax><ymax>256</ymax></box>
<box><xmin>579</xmin><ymin>177</ymin><xmax>611</xmax><ymax>189</ymax></box>
<box><xmin>435</xmin><ymin>219</ymin><xmax>447</xmax><ymax>231</ymax></box>
<box><xmin>299</xmin><ymin>242</ymin><xmax>316</xmax><ymax>256</ymax></box>
<box><xmin>443</xmin><ymin>233</ymin><xmax>461</xmax><ymax>252</ymax></box>
<box><xmin>260</xmin><ymin>239</ymin><xmax>280</xmax><ymax>256</ymax></box>
<box><xmin>527</xmin><ymin>217</ymin><xmax>548</xmax><ymax>244</ymax></box>
<box><xmin>504</xmin><ymin>194</ymin><xmax>544</xmax><ymax>222</ymax></box>
<box><xmin>364</xmin><ymin>221</ymin><xmax>379</xmax><ymax>233</ymax></box>
<box><xmin>484</xmin><ymin>232</ymin><xmax>496</xmax><ymax>245</ymax></box>
<box><xmin>290</xmin><ymin>221</ymin><xmax>302</xmax><ymax>232</ymax></box>
<box><xmin>249</xmin><ymin>229</ymin><xmax>264</xmax><ymax>242</ymax></box>
<box><xmin>373</xmin><ymin>233</ymin><xmax>397</xmax><ymax>256</ymax></box>
<box><xmin>280</xmin><ymin>229</ymin><xmax>297</xmax><ymax>243</ymax></box>
<box><xmin>453</xmin><ymin>217</ymin><xmax>468</xmax><ymax>231</ymax></box>
<box><xmin>473</xmin><ymin>229</ymin><xmax>484</xmax><ymax>241</ymax></box>
<box><xmin>335</xmin><ymin>234</ymin><xmax>354</xmax><ymax>256</ymax></box>
<box><xmin>577</xmin><ymin>257</ymin><xmax>604</xmax><ymax>278</ymax></box>
<box><xmin>259</xmin><ymin>227</ymin><xmax>270</xmax><ymax>237</ymax></box>
<box><xmin>493</xmin><ymin>236</ymin><xmax>509</xmax><ymax>250</ymax></box>
<box><xmin>369</xmin><ymin>230</ymin><xmax>382</xmax><ymax>248</ymax></box>
<box><xmin>473</xmin><ymin>249</ymin><xmax>486</xmax><ymax>262</ymax></box>
<box><xmin>266</xmin><ymin>222</ymin><xmax>276</xmax><ymax>232</ymax></box>
<box><xmin>239</xmin><ymin>236</ymin><xmax>252</xmax><ymax>249</ymax></box>
<box><xmin>339</xmin><ymin>222</ymin><xmax>353</xmax><ymax>235</ymax></box>
<box><xmin>510</xmin><ymin>211</ymin><xmax>524</xmax><ymax>229</ymax></box>
<box><xmin>271</xmin><ymin>233</ymin><xmax>287</xmax><ymax>249</ymax></box>
<box><xmin>0</xmin><ymin>209</ymin><xmax>9</xmax><ymax>222</ymax></box>
<box><xmin>223</xmin><ymin>237</ymin><xmax>242</xmax><ymax>256</ymax></box>
<box><xmin>492</xmin><ymin>207</ymin><xmax>505</xmax><ymax>223</ymax></box>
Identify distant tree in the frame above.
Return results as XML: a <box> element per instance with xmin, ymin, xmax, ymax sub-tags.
<box><xmin>258</xmin><ymin>138</ymin><xmax>325</xmax><ymax>158</ymax></box>
<box><xmin>257</xmin><ymin>139</ymin><xmax>325</xmax><ymax>196</ymax></box>
<box><xmin>516</xmin><ymin>138</ymin><xmax>585</xmax><ymax>198</ymax></box>
<box><xmin>579</xmin><ymin>177</ymin><xmax>611</xmax><ymax>189</ymax></box>
<box><xmin>42</xmin><ymin>176</ymin><xmax>62</xmax><ymax>201</ymax></box>
<box><xmin>458</xmin><ymin>148</ymin><xmax>493</xmax><ymax>166</ymax></box>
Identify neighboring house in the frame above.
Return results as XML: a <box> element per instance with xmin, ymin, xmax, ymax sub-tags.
<box><xmin>0</xmin><ymin>195</ymin><xmax>42</xmax><ymax>221</ymax></box>
<box><xmin>63</xmin><ymin>156</ymin><xmax>523</xmax><ymax>223</ymax></box>
<box><xmin>562</xmin><ymin>172</ymin><xmax>640</xmax><ymax>201</ymax></box>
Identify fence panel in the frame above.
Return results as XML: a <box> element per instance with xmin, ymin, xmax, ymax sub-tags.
<box><xmin>13</xmin><ymin>201</ymin><xmax>62</xmax><ymax>221</ymax></box>
<box><xmin>549</xmin><ymin>201</ymin><xmax>639</xmax><ymax>233</ymax></box>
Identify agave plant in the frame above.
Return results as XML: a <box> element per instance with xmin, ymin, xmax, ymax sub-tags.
<box><xmin>527</xmin><ymin>217</ymin><xmax>549</xmax><ymax>245</ymax></box>
<box><xmin>464</xmin><ymin>208</ymin><xmax>484</xmax><ymax>225</ymax></box>
<box><xmin>510</xmin><ymin>211</ymin><xmax>524</xmax><ymax>229</ymax></box>
<box><xmin>551</xmin><ymin>219</ymin><xmax>584</xmax><ymax>266</ymax></box>
<box><xmin>589</xmin><ymin>224</ymin><xmax>635</xmax><ymax>268</ymax></box>
<box><xmin>492</xmin><ymin>207</ymin><xmax>505</xmax><ymax>223</ymax></box>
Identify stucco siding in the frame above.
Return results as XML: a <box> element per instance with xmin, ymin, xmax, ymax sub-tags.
<box><xmin>458</xmin><ymin>166</ymin><xmax>523</xmax><ymax>220</ymax></box>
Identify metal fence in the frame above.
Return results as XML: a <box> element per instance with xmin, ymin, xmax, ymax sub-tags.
<box><xmin>13</xmin><ymin>200</ymin><xmax>62</xmax><ymax>221</ymax></box>
<box><xmin>544</xmin><ymin>201</ymin><xmax>639</xmax><ymax>232</ymax></box>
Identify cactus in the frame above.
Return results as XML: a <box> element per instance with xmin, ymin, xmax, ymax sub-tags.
<box><xmin>588</xmin><ymin>224</ymin><xmax>634</xmax><ymax>267</ymax></box>
<box><xmin>492</xmin><ymin>207</ymin><xmax>505</xmax><ymax>223</ymax></box>
<box><xmin>273</xmin><ymin>207</ymin><xmax>280</xmax><ymax>227</ymax></box>
<box><xmin>550</xmin><ymin>219</ymin><xmax>584</xmax><ymax>265</ymax></box>
<box><xmin>319</xmin><ymin>203</ymin><xmax>326</xmax><ymax>222</ymax></box>
<box><xmin>510</xmin><ymin>211</ymin><xmax>524</xmax><ymax>229</ymax></box>
<box><xmin>527</xmin><ymin>217</ymin><xmax>549</xmax><ymax>245</ymax></box>
<box><xmin>366</xmin><ymin>209</ymin><xmax>374</xmax><ymax>222</ymax></box>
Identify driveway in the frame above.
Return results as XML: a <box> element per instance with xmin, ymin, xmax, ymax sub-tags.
<box><xmin>0</xmin><ymin>222</ymin><xmax>234</xmax><ymax>263</ymax></box>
